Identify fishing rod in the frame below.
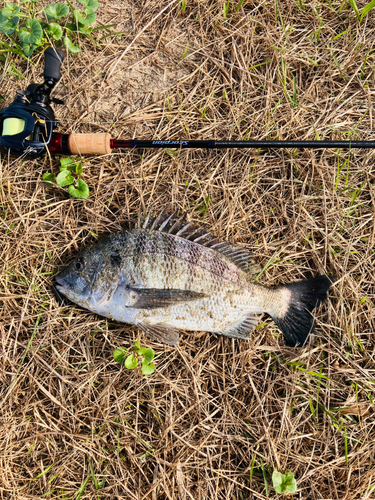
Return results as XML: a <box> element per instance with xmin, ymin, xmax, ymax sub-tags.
<box><xmin>1</xmin><ymin>48</ymin><xmax>375</xmax><ymax>158</ymax></box>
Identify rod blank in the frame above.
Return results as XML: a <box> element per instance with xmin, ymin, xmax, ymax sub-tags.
<box><xmin>110</xmin><ymin>139</ymin><xmax>375</xmax><ymax>150</ymax></box>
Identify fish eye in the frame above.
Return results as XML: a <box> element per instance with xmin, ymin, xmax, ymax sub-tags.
<box><xmin>74</xmin><ymin>258</ymin><xmax>84</xmax><ymax>271</ymax></box>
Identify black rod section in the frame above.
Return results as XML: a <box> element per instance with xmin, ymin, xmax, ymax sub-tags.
<box><xmin>213</xmin><ymin>140</ymin><xmax>375</xmax><ymax>149</ymax></box>
<box><xmin>117</xmin><ymin>139</ymin><xmax>375</xmax><ymax>149</ymax></box>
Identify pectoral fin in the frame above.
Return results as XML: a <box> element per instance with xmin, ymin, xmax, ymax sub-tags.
<box><xmin>128</xmin><ymin>287</ymin><xmax>207</xmax><ymax>309</ymax></box>
<box><xmin>137</xmin><ymin>322</ymin><xmax>180</xmax><ymax>345</ymax></box>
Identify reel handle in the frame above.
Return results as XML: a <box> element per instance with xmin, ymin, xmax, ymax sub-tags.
<box><xmin>44</xmin><ymin>47</ymin><xmax>65</xmax><ymax>83</ymax></box>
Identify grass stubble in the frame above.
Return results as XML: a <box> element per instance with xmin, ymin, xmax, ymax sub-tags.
<box><xmin>0</xmin><ymin>0</ymin><xmax>375</xmax><ymax>498</ymax></box>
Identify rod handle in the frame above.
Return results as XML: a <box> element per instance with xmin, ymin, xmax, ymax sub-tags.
<box><xmin>67</xmin><ymin>133</ymin><xmax>112</xmax><ymax>155</ymax></box>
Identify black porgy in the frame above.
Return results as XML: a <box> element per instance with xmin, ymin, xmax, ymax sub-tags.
<box><xmin>55</xmin><ymin>212</ymin><xmax>335</xmax><ymax>346</ymax></box>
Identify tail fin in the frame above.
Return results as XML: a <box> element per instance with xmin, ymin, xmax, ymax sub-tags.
<box><xmin>271</xmin><ymin>275</ymin><xmax>335</xmax><ymax>347</ymax></box>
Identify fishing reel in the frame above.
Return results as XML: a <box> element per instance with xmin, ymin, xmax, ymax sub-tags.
<box><xmin>0</xmin><ymin>47</ymin><xmax>66</xmax><ymax>158</ymax></box>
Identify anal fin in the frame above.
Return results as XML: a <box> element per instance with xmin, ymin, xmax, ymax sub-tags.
<box><xmin>217</xmin><ymin>314</ymin><xmax>259</xmax><ymax>339</ymax></box>
<box><xmin>137</xmin><ymin>322</ymin><xmax>181</xmax><ymax>345</ymax></box>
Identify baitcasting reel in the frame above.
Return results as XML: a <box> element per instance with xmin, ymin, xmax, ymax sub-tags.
<box><xmin>0</xmin><ymin>47</ymin><xmax>67</xmax><ymax>158</ymax></box>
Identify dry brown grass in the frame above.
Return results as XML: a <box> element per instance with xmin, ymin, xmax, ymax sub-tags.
<box><xmin>1</xmin><ymin>0</ymin><xmax>375</xmax><ymax>498</ymax></box>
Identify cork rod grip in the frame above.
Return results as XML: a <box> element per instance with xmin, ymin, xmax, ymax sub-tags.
<box><xmin>67</xmin><ymin>133</ymin><xmax>112</xmax><ymax>155</ymax></box>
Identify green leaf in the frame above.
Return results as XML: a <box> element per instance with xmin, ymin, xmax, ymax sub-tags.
<box><xmin>113</xmin><ymin>347</ymin><xmax>127</xmax><ymax>364</ymax></box>
<box><xmin>44</xmin><ymin>3</ymin><xmax>70</xmax><ymax>20</ymax></box>
<box><xmin>56</xmin><ymin>170</ymin><xmax>75</xmax><ymax>187</ymax></box>
<box><xmin>133</xmin><ymin>341</ymin><xmax>141</xmax><ymax>351</ymax></box>
<box><xmin>78</xmin><ymin>0</ymin><xmax>100</xmax><ymax>10</ymax></box>
<box><xmin>75</xmin><ymin>161</ymin><xmax>83</xmax><ymax>175</ymax></box>
<box><xmin>63</xmin><ymin>35</ymin><xmax>81</xmax><ymax>53</ymax></box>
<box><xmin>272</xmin><ymin>469</ymin><xmax>297</xmax><ymax>495</ymax></box>
<box><xmin>18</xmin><ymin>19</ymin><xmax>43</xmax><ymax>45</ymax></box>
<box><xmin>23</xmin><ymin>43</ymin><xmax>36</xmax><ymax>57</ymax></box>
<box><xmin>60</xmin><ymin>157</ymin><xmax>75</xmax><ymax>169</ymax></box>
<box><xmin>42</xmin><ymin>172</ymin><xmax>56</xmax><ymax>186</ymax></box>
<box><xmin>0</xmin><ymin>15</ymin><xmax>19</xmax><ymax>35</ymax></box>
<box><xmin>285</xmin><ymin>474</ymin><xmax>297</xmax><ymax>493</ymax></box>
<box><xmin>1</xmin><ymin>3</ymin><xmax>20</xmax><ymax>17</ymax></box>
<box><xmin>142</xmin><ymin>363</ymin><xmax>155</xmax><ymax>376</ymax></box>
<box><xmin>77</xmin><ymin>25</ymin><xmax>93</xmax><ymax>34</ymax></box>
<box><xmin>68</xmin><ymin>179</ymin><xmax>90</xmax><ymax>199</ymax></box>
<box><xmin>361</xmin><ymin>0</ymin><xmax>375</xmax><ymax>21</ymax></box>
<box><xmin>65</xmin><ymin>21</ymin><xmax>93</xmax><ymax>34</ymax></box>
<box><xmin>73</xmin><ymin>8</ymin><xmax>96</xmax><ymax>26</ymax></box>
<box><xmin>164</xmin><ymin>148</ymin><xmax>179</xmax><ymax>156</ymax></box>
<box><xmin>349</xmin><ymin>0</ymin><xmax>360</xmax><ymax>20</ymax></box>
<box><xmin>124</xmin><ymin>354</ymin><xmax>138</xmax><ymax>370</ymax></box>
<box><xmin>60</xmin><ymin>157</ymin><xmax>77</xmax><ymax>171</ymax></box>
<box><xmin>47</xmin><ymin>22</ymin><xmax>63</xmax><ymax>40</ymax></box>
<box><xmin>92</xmin><ymin>23</ymin><xmax>117</xmax><ymax>32</ymax></box>
<box><xmin>139</xmin><ymin>348</ymin><xmax>155</xmax><ymax>365</ymax></box>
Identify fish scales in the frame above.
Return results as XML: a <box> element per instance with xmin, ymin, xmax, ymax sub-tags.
<box><xmin>126</xmin><ymin>230</ymin><xmax>246</xmax><ymax>286</ymax></box>
<box><xmin>55</xmin><ymin>214</ymin><xmax>335</xmax><ymax>347</ymax></box>
<box><xmin>113</xmin><ymin>231</ymin><xmax>253</xmax><ymax>333</ymax></box>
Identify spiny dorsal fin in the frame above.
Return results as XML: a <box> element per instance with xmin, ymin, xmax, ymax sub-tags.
<box><xmin>141</xmin><ymin>211</ymin><xmax>260</xmax><ymax>276</ymax></box>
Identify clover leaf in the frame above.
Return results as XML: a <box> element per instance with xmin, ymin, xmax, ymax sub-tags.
<box><xmin>44</xmin><ymin>3</ymin><xmax>70</xmax><ymax>20</ymax></box>
<box><xmin>141</xmin><ymin>363</ymin><xmax>156</xmax><ymax>375</ymax></box>
<box><xmin>56</xmin><ymin>170</ymin><xmax>75</xmax><ymax>187</ymax></box>
<box><xmin>0</xmin><ymin>0</ymin><xmax>112</xmax><ymax>68</ymax></box>
<box><xmin>78</xmin><ymin>0</ymin><xmax>100</xmax><ymax>11</ymax></box>
<box><xmin>59</xmin><ymin>159</ymin><xmax>83</xmax><ymax>175</ymax></box>
<box><xmin>113</xmin><ymin>348</ymin><xmax>127</xmax><ymax>364</ymax></box>
<box><xmin>23</xmin><ymin>43</ymin><xmax>36</xmax><ymax>56</ymax></box>
<box><xmin>18</xmin><ymin>18</ymin><xmax>43</xmax><ymax>45</ymax></box>
<box><xmin>138</xmin><ymin>348</ymin><xmax>155</xmax><ymax>365</ymax></box>
<box><xmin>272</xmin><ymin>469</ymin><xmax>297</xmax><ymax>495</ymax></box>
<box><xmin>42</xmin><ymin>172</ymin><xmax>56</xmax><ymax>186</ymax></box>
<box><xmin>1</xmin><ymin>3</ymin><xmax>20</xmax><ymax>18</ymax></box>
<box><xmin>46</xmin><ymin>22</ymin><xmax>63</xmax><ymax>40</ymax></box>
<box><xmin>124</xmin><ymin>354</ymin><xmax>138</xmax><ymax>370</ymax></box>
<box><xmin>68</xmin><ymin>179</ymin><xmax>90</xmax><ymax>199</ymax></box>
<box><xmin>60</xmin><ymin>157</ymin><xmax>77</xmax><ymax>171</ymax></box>
<box><xmin>113</xmin><ymin>342</ymin><xmax>156</xmax><ymax>376</ymax></box>
<box><xmin>0</xmin><ymin>14</ymin><xmax>19</xmax><ymax>35</ymax></box>
<box><xmin>76</xmin><ymin>25</ymin><xmax>93</xmax><ymax>35</ymax></box>
<box><xmin>75</xmin><ymin>161</ymin><xmax>83</xmax><ymax>175</ymax></box>
<box><xmin>63</xmin><ymin>35</ymin><xmax>81</xmax><ymax>54</ymax></box>
<box><xmin>73</xmin><ymin>9</ymin><xmax>96</xmax><ymax>26</ymax></box>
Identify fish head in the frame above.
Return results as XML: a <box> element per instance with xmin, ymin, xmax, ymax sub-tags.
<box><xmin>54</xmin><ymin>243</ymin><xmax>123</xmax><ymax>310</ymax></box>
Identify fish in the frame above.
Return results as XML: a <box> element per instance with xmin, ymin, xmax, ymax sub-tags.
<box><xmin>54</xmin><ymin>212</ymin><xmax>335</xmax><ymax>347</ymax></box>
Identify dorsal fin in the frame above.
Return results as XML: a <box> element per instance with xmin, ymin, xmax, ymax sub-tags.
<box><xmin>141</xmin><ymin>211</ymin><xmax>260</xmax><ymax>276</ymax></box>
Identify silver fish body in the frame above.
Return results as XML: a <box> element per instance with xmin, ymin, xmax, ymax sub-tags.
<box><xmin>55</xmin><ymin>214</ymin><xmax>334</xmax><ymax>346</ymax></box>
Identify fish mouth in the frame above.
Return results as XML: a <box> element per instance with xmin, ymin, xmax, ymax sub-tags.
<box><xmin>55</xmin><ymin>275</ymin><xmax>68</xmax><ymax>290</ymax></box>
<box><xmin>52</xmin><ymin>276</ymin><xmax>69</xmax><ymax>305</ymax></box>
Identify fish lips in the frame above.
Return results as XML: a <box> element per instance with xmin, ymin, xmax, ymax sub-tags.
<box><xmin>52</xmin><ymin>276</ymin><xmax>69</xmax><ymax>305</ymax></box>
